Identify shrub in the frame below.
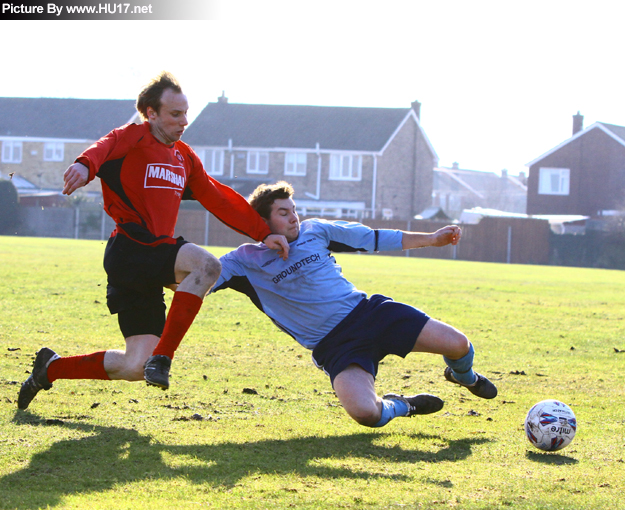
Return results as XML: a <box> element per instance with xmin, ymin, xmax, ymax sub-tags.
<box><xmin>0</xmin><ymin>179</ymin><xmax>19</xmax><ymax>234</ymax></box>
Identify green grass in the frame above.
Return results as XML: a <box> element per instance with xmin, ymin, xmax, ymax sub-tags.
<box><xmin>1</xmin><ymin>235</ymin><xmax>624</xmax><ymax>509</ymax></box>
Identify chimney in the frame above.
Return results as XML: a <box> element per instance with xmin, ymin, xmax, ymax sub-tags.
<box><xmin>451</xmin><ymin>162</ymin><xmax>459</xmax><ymax>170</ymax></box>
<box><xmin>218</xmin><ymin>91</ymin><xmax>228</xmax><ymax>104</ymax></box>
<box><xmin>411</xmin><ymin>100</ymin><xmax>421</xmax><ymax>119</ymax></box>
<box><xmin>573</xmin><ymin>111</ymin><xmax>583</xmax><ymax>135</ymax></box>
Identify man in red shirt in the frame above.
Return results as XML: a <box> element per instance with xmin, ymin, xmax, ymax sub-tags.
<box><xmin>18</xmin><ymin>72</ymin><xmax>289</xmax><ymax>409</ymax></box>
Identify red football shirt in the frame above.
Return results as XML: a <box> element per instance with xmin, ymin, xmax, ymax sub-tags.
<box><xmin>76</xmin><ymin>122</ymin><xmax>271</xmax><ymax>243</ymax></box>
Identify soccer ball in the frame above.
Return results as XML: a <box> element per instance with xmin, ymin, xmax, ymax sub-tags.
<box><xmin>524</xmin><ymin>400</ymin><xmax>577</xmax><ymax>451</ymax></box>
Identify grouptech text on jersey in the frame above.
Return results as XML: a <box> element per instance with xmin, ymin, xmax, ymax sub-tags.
<box><xmin>272</xmin><ymin>253</ymin><xmax>321</xmax><ymax>284</ymax></box>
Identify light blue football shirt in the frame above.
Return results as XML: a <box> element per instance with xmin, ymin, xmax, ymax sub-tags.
<box><xmin>212</xmin><ymin>218</ymin><xmax>403</xmax><ymax>349</ymax></box>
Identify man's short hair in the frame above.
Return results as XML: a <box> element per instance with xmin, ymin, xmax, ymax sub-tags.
<box><xmin>136</xmin><ymin>71</ymin><xmax>183</xmax><ymax>121</ymax></box>
<box><xmin>248</xmin><ymin>181</ymin><xmax>294</xmax><ymax>219</ymax></box>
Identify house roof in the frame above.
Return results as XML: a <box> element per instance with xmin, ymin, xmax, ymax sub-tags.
<box><xmin>598</xmin><ymin>122</ymin><xmax>625</xmax><ymax>142</ymax></box>
<box><xmin>183</xmin><ymin>101</ymin><xmax>432</xmax><ymax>154</ymax></box>
<box><xmin>0</xmin><ymin>172</ymin><xmax>36</xmax><ymax>190</ymax></box>
<box><xmin>0</xmin><ymin>97</ymin><xmax>139</xmax><ymax>140</ymax></box>
<box><xmin>527</xmin><ymin>121</ymin><xmax>625</xmax><ymax>167</ymax></box>
<box><xmin>434</xmin><ymin>166</ymin><xmax>527</xmax><ymax>198</ymax></box>
<box><xmin>414</xmin><ymin>206</ymin><xmax>452</xmax><ymax>221</ymax></box>
<box><xmin>435</xmin><ymin>167</ymin><xmax>488</xmax><ymax>199</ymax></box>
<box><xmin>459</xmin><ymin>207</ymin><xmax>535</xmax><ymax>224</ymax></box>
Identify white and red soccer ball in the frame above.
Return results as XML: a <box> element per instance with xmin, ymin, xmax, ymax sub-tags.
<box><xmin>524</xmin><ymin>399</ymin><xmax>577</xmax><ymax>451</ymax></box>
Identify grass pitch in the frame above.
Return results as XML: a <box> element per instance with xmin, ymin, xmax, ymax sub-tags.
<box><xmin>1</xmin><ymin>236</ymin><xmax>624</xmax><ymax>509</ymax></box>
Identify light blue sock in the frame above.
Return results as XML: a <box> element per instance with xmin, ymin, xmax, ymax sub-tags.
<box><xmin>444</xmin><ymin>343</ymin><xmax>477</xmax><ymax>385</ymax></box>
<box><xmin>372</xmin><ymin>398</ymin><xmax>409</xmax><ymax>428</ymax></box>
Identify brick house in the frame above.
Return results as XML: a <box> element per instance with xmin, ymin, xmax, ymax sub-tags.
<box><xmin>0</xmin><ymin>97</ymin><xmax>139</xmax><ymax>193</ymax></box>
<box><xmin>182</xmin><ymin>95</ymin><xmax>437</xmax><ymax>220</ymax></box>
<box><xmin>526</xmin><ymin>112</ymin><xmax>625</xmax><ymax>216</ymax></box>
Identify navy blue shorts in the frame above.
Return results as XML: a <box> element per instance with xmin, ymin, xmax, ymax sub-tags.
<box><xmin>311</xmin><ymin>294</ymin><xmax>430</xmax><ymax>385</ymax></box>
<box><xmin>103</xmin><ymin>229</ymin><xmax>188</xmax><ymax>337</ymax></box>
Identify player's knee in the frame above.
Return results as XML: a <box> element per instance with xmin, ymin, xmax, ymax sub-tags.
<box><xmin>178</xmin><ymin>245</ymin><xmax>221</xmax><ymax>287</ymax></box>
<box><xmin>449</xmin><ymin>331</ymin><xmax>470</xmax><ymax>359</ymax></box>
<box><xmin>201</xmin><ymin>252</ymin><xmax>221</xmax><ymax>285</ymax></box>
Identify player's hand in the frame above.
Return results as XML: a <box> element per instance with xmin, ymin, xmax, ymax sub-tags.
<box><xmin>431</xmin><ymin>225</ymin><xmax>462</xmax><ymax>247</ymax></box>
<box><xmin>264</xmin><ymin>234</ymin><xmax>290</xmax><ymax>260</ymax></box>
<box><xmin>63</xmin><ymin>162</ymin><xmax>89</xmax><ymax>195</ymax></box>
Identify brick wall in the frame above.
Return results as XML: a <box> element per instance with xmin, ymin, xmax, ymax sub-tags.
<box><xmin>376</xmin><ymin>119</ymin><xmax>416</xmax><ymax>220</ymax></box>
<box><xmin>375</xmin><ymin>117</ymin><xmax>434</xmax><ymax>220</ymax></box>
<box><xmin>527</xmin><ymin>128</ymin><xmax>625</xmax><ymax>216</ymax></box>
<box><xmin>413</xmin><ymin>126</ymin><xmax>434</xmax><ymax>215</ymax></box>
<box><xmin>1</xmin><ymin>140</ymin><xmax>102</xmax><ymax>193</ymax></box>
<box><xmin>212</xmin><ymin>120</ymin><xmax>434</xmax><ymax>221</ymax></box>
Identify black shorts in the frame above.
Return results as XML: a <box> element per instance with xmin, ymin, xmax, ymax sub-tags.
<box><xmin>311</xmin><ymin>294</ymin><xmax>430</xmax><ymax>385</ymax></box>
<box><xmin>103</xmin><ymin>231</ymin><xmax>188</xmax><ymax>337</ymax></box>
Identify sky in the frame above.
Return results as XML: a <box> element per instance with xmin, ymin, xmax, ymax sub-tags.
<box><xmin>2</xmin><ymin>0</ymin><xmax>625</xmax><ymax>176</ymax></box>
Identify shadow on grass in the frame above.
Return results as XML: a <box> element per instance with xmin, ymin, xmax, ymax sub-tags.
<box><xmin>3</xmin><ymin>411</ymin><xmax>490</xmax><ymax>508</ymax></box>
<box><xmin>525</xmin><ymin>450</ymin><xmax>578</xmax><ymax>465</ymax></box>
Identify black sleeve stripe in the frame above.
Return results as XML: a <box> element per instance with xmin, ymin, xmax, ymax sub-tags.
<box><xmin>327</xmin><ymin>229</ymin><xmax>380</xmax><ymax>253</ymax></box>
<box><xmin>328</xmin><ymin>241</ymin><xmax>367</xmax><ymax>253</ymax></box>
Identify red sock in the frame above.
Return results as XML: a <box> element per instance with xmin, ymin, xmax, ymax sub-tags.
<box><xmin>152</xmin><ymin>291</ymin><xmax>203</xmax><ymax>359</ymax></box>
<box><xmin>47</xmin><ymin>351</ymin><xmax>110</xmax><ymax>382</ymax></box>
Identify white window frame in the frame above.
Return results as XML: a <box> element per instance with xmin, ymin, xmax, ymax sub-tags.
<box><xmin>197</xmin><ymin>148</ymin><xmax>224</xmax><ymax>176</ymax></box>
<box><xmin>284</xmin><ymin>152</ymin><xmax>307</xmax><ymax>176</ymax></box>
<box><xmin>2</xmin><ymin>140</ymin><xmax>22</xmax><ymax>163</ymax></box>
<box><xmin>329</xmin><ymin>154</ymin><xmax>362</xmax><ymax>181</ymax></box>
<box><xmin>43</xmin><ymin>142</ymin><xmax>64</xmax><ymax>162</ymax></box>
<box><xmin>247</xmin><ymin>151</ymin><xmax>269</xmax><ymax>174</ymax></box>
<box><xmin>538</xmin><ymin>167</ymin><xmax>570</xmax><ymax>195</ymax></box>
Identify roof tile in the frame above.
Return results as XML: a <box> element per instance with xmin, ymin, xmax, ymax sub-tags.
<box><xmin>0</xmin><ymin>97</ymin><xmax>138</xmax><ymax>140</ymax></box>
<box><xmin>183</xmin><ymin>102</ymin><xmax>411</xmax><ymax>152</ymax></box>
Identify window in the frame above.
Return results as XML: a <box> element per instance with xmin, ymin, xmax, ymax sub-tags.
<box><xmin>198</xmin><ymin>149</ymin><xmax>224</xmax><ymax>176</ymax></box>
<box><xmin>43</xmin><ymin>142</ymin><xmax>64</xmax><ymax>162</ymax></box>
<box><xmin>285</xmin><ymin>152</ymin><xmax>307</xmax><ymax>176</ymax></box>
<box><xmin>247</xmin><ymin>151</ymin><xmax>269</xmax><ymax>174</ymax></box>
<box><xmin>538</xmin><ymin>167</ymin><xmax>570</xmax><ymax>195</ymax></box>
<box><xmin>2</xmin><ymin>141</ymin><xmax>22</xmax><ymax>163</ymax></box>
<box><xmin>329</xmin><ymin>154</ymin><xmax>362</xmax><ymax>181</ymax></box>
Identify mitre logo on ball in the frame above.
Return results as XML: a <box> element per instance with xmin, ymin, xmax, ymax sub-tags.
<box><xmin>525</xmin><ymin>399</ymin><xmax>577</xmax><ymax>452</ymax></box>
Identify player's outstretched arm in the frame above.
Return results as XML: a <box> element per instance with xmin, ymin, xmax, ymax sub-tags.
<box><xmin>62</xmin><ymin>162</ymin><xmax>89</xmax><ymax>196</ymax></box>
<box><xmin>401</xmin><ymin>225</ymin><xmax>462</xmax><ymax>250</ymax></box>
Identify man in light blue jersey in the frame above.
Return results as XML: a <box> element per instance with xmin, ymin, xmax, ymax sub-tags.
<box><xmin>212</xmin><ymin>182</ymin><xmax>497</xmax><ymax>428</ymax></box>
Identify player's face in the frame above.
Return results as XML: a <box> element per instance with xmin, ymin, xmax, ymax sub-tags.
<box><xmin>147</xmin><ymin>89</ymin><xmax>189</xmax><ymax>145</ymax></box>
<box><xmin>266</xmin><ymin>198</ymin><xmax>300</xmax><ymax>242</ymax></box>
